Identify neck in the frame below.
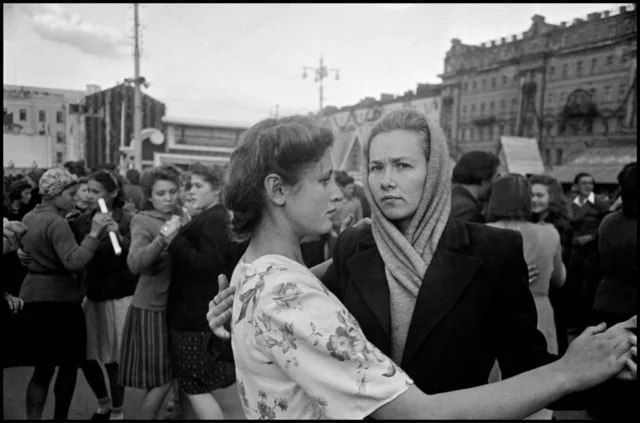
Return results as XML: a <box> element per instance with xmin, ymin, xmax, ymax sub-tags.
<box><xmin>42</xmin><ymin>199</ymin><xmax>63</xmax><ymax>214</ymax></box>
<box><xmin>579</xmin><ymin>192</ymin><xmax>590</xmax><ymax>200</ymax></box>
<box><xmin>460</xmin><ymin>184</ymin><xmax>481</xmax><ymax>201</ymax></box>
<box><xmin>538</xmin><ymin>210</ymin><xmax>550</xmax><ymax>222</ymax></box>
<box><xmin>245</xmin><ymin>214</ymin><xmax>304</xmax><ymax>265</ymax></box>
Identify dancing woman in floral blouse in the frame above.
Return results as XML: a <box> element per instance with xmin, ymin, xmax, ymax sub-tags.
<box><xmin>219</xmin><ymin>115</ymin><xmax>636</xmax><ymax>420</ymax></box>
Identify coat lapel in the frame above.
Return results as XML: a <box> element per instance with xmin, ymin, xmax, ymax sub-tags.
<box><xmin>401</xmin><ymin>218</ymin><xmax>482</xmax><ymax>367</ymax></box>
<box><xmin>345</xmin><ymin>235</ymin><xmax>391</xmax><ymax>338</ymax></box>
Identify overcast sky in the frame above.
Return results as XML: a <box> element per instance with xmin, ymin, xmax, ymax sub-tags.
<box><xmin>3</xmin><ymin>3</ymin><xmax>628</xmax><ymax>123</ymax></box>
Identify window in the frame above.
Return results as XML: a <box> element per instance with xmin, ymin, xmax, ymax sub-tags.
<box><xmin>576</xmin><ymin>61</ymin><xmax>583</xmax><ymax>77</ymax></box>
<box><xmin>19</xmin><ymin>109</ymin><xmax>27</xmax><ymax>121</ymax></box>
<box><xmin>560</xmin><ymin>92</ymin><xmax>566</xmax><ymax>104</ymax></box>
<box><xmin>463</xmin><ymin>82</ymin><xmax>468</xmax><ymax>91</ymax></box>
<box><xmin>556</xmin><ymin>149</ymin><xmax>563</xmax><ymax>166</ymax></box>
<box><xmin>482</xmin><ymin>79</ymin><xmax>486</xmax><ymax>89</ymax></box>
<box><xmin>603</xmin><ymin>86</ymin><xmax>612</xmax><ymax>102</ymax></box>
<box><xmin>620</xmin><ymin>83</ymin><xmax>628</xmax><ymax>97</ymax></box>
<box><xmin>549</xmin><ymin>66</ymin><xmax>555</xmax><ymax>77</ymax></box>
<box><xmin>56</xmin><ymin>111</ymin><xmax>63</xmax><ymax>123</ymax></box>
<box><xmin>471</xmin><ymin>103</ymin><xmax>476</xmax><ymax>114</ymax></box>
<box><xmin>606</xmin><ymin>55</ymin><xmax>613</xmax><ymax>66</ymax></box>
<box><xmin>502</xmin><ymin>75</ymin><xmax>507</xmax><ymax>85</ymax></box>
<box><xmin>56</xmin><ymin>132</ymin><xmax>65</xmax><ymax>143</ymax></box>
<box><xmin>39</xmin><ymin>110</ymin><xmax>46</xmax><ymax>122</ymax></box>
<box><xmin>56</xmin><ymin>152</ymin><xmax>63</xmax><ymax>164</ymax></box>
<box><xmin>589</xmin><ymin>88</ymin><xmax>596</xmax><ymax>98</ymax></box>
<box><xmin>591</xmin><ymin>58</ymin><xmax>598</xmax><ymax>75</ymax></box>
<box><xmin>621</xmin><ymin>55</ymin><xmax>628</xmax><ymax>68</ymax></box>
<box><xmin>512</xmin><ymin>98</ymin><xmax>517</xmax><ymax>108</ymax></box>
<box><xmin>500</xmin><ymin>99</ymin><xmax>506</xmax><ymax>109</ymax></box>
<box><xmin>562</xmin><ymin>63</ymin><xmax>569</xmax><ymax>78</ymax></box>
<box><xmin>490</xmin><ymin>101</ymin><xmax>495</xmax><ymax>110</ymax></box>
<box><xmin>462</xmin><ymin>105</ymin><xmax>467</xmax><ymax>115</ymax></box>
<box><xmin>472</xmin><ymin>81</ymin><xmax>477</xmax><ymax>90</ymax></box>
<box><xmin>480</xmin><ymin>102</ymin><xmax>486</xmax><ymax>112</ymax></box>
<box><xmin>491</xmin><ymin>77</ymin><xmax>496</xmax><ymax>89</ymax></box>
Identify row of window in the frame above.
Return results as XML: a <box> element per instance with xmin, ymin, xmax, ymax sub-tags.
<box><xmin>461</xmin><ymin>82</ymin><xmax>629</xmax><ymax>116</ymax></box>
<box><xmin>461</xmin><ymin>54</ymin><xmax>627</xmax><ymax>93</ymax></box>
<box><xmin>4</xmin><ymin>108</ymin><xmax>64</xmax><ymax>123</ymax></box>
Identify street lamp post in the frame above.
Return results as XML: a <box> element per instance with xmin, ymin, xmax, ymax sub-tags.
<box><xmin>303</xmin><ymin>54</ymin><xmax>340</xmax><ymax>118</ymax></box>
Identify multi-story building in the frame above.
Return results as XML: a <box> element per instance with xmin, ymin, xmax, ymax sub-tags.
<box><xmin>439</xmin><ymin>5</ymin><xmax>636</xmax><ymax>167</ymax></box>
<box><xmin>3</xmin><ymin>84</ymin><xmax>88</xmax><ymax>169</ymax></box>
<box><xmin>155</xmin><ymin>116</ymin><xmax>251</xmax><ymax>170</ymax></box>
<box><xmin>82</xmin><ymin>84</ymin><xmax>166</xmax><ymax>169</ymax></box>
<box><xmin>323</xmin><ymin>83</ymin><xmax>442</xmax><ymax>181</ymax></box>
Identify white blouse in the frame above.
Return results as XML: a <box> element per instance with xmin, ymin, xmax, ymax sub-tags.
<box><xmin>230</xmin><ymin>254</ymin><xmax>413</xmax><ymax>419</ymax></box>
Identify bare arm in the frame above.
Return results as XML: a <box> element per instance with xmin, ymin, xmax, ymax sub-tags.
<box><xmin>550</xmin><ymin>243</ymin><xmax>566</xmax><ymax>288</ymax></box>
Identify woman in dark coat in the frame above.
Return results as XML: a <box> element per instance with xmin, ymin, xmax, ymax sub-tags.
<box><xmin>166</xmin><ymin>162</ymin><xmax>246</xmax><ymax>419</ymax></box>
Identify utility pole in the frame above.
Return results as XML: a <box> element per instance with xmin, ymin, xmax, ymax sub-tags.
<box><xmin>303</xmin><ymin>54</ymin><xmax>339</xmax><ymax>118</ymax></box>
<box><xmin>133</xmin><ymin>3</ymin><xmax>142</xmax><ymax>170</ymax></box>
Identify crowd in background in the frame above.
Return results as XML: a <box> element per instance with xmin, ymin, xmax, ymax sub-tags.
<box><xmin>2</xmin><ymin>112</ymin><xmax>637</xmax><ymax>420</ymax></box>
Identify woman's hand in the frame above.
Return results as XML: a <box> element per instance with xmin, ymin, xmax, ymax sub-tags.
<box><xmin>160</xmin><ymin>220</ymin><xmax>180</xmax><ymax>244</ymax></box>
<box><xmin>17</xmin><ymin>248</ymin><xmax>33</xmax><ymax>266</ymax></box>
<box><xmin>90</xmin><ymin>213</ymin><xmax>116</xmax><ymax>238</ymax></box>
<box><xmin>555</xmin><ymin>320</ymin><xmax>635</xmax><ymax>393</ymax></box>
<box><xmin>207</xmin><ymin>274</ymin><xmax>236</xmax><ymax>340</ymax></box>
<box><xmin>4</xmin><ymin>293</ymin><xmax>24</xmax><ymax>315</ymax></box>
<box><xmin>527</xmin><ymin>265</ymin><xmax>540</xmax><ymax>284</ymax></box>
<box><xmin>3</xmin><ymin>220</ymin><xmax>27</xmax><ymax>254</ymax></box>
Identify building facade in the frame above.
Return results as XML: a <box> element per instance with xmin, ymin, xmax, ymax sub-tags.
<box><xmin>439</xmin><ymin>5</ymin><xmax>637</xmax><ymax>166</ymax></box>
<box><xmin>323</xmin><ymin>83</ymin><xmax>442</xmax><ymax>181</ymax></box>
<box><xmin>83</xmin><ymin>84</ymin><xmax>166</xmax><ymax>169</ymax></box>
<box><xmin>155</xmin><ymin>116</ymin><xmax>251</xmax><ymax>170</ymax></box>
<box><xmin>3</xmin><ymin>84</ymin><xmax>87</xmax><ymax>169</ymax></box>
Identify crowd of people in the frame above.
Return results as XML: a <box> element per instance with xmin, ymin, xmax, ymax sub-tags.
<box><xmin>2</xmin><ymin>107</ymin><xmax>637</xmax><ymax>420</ymax></box>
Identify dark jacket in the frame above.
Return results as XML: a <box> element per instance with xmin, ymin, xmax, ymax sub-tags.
<box><xmin>451</xmin><ymin>184</ymin><xmax>484</xmax><ymax>223</ymax></box>
<box><xmin>70</xmin><ymin>207</ymin><xmax>138</xmax><ymax>301</ymax></box>
<box><xmin>570</xmin><ymin>196</ymin><xmax>610</xmax><ymax>245</ymax></box>
<box><xmin>167</xmin><ymin>204</ymin><xmax>247</xmax><ymax>332</ymax></box>
<box><xmin>323</xmin><ymin>217</ymin><xmax>608</xmax><ymax>409</ymax></box>
<box><xmin>594</xmin><ymin>211</ymin><xmax>637</xmax><ymax>318</ymax></box>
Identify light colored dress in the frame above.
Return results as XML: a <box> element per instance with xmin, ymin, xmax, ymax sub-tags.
<box><xmin>487</xmin><ymin>221</ymin><xmax>564</xmax><ymax>420</ymax></box>
<box><xmin>230</xmin><ymin>254</ymin><xmax>413</xmax><ymax>419</ymax></box>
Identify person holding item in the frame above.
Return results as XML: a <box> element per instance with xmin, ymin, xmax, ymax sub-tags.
<box><xmin>14</xmin><ymin>168</ymin><xmax>116</xmax><ymax>420</ymax></box>
<box><xmin>118</xmin><ymin>164</ymin><xmax>184</xmax><ymax>420</ymax></box>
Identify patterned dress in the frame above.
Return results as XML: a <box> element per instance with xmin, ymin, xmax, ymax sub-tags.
<box><xmin>230</xmin><ymin>254</ymin><xmax>413</xmax><ymax>419</ymax></box>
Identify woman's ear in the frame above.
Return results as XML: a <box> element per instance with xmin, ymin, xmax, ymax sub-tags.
<box><xmin>263</xmin><ymin>173</ymin><xmax>288</xmax><ymax>207</ymax></box>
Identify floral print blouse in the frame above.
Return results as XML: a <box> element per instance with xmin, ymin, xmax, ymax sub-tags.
<box><xmin>230</xmin><ymin>254</ymin><xmax>413</xmax><ymax>420</ymax></box>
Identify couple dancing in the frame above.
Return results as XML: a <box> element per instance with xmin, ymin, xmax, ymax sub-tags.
<box><xmin>207</xmin><ymin>109</ymin><xmax>636</xmax><ymax>419</ymax></box>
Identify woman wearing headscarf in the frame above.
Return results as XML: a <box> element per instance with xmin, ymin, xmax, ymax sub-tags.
<box><xmin>209</xmin><ymin>108</ymin><xmax>637</xmax><ymax>414</ymax></box>
<box><xmin>12</xmin><ymin>168</ymin><xmax>116</xmax><ymax>420</ymax></box>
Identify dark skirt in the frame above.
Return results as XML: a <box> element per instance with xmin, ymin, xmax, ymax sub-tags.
<box><xmin>169</xmin><ymin>329</ymin><xmax>236</xmax><ymax>395</ymax></box>
<box><xmin>3</xmin><ymin>301</ymin><xmax>86</xmax><ymax>368</ymax></box>
<box><xmin>118</xmin><ymin>305</ymin><xmax>173</xmax><ymax>389</ymax></box>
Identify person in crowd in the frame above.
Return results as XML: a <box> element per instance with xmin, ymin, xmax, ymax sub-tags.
<box><xmin>333</xmin><ymin>170</ymin><xmax>371</xmax><ymax>219</ymax></box>
<box><xmin>586</xmin><ymin>162</ymin><xmax>638</xmax><ymax>421</ymax></box>
<box><xmin>529</xmin><ymin>174</ymin><xmax>574</xmax><ymax>355</ymax></box>
<box><xmin>64</xmin><ymin>160</ymin><xmax>88</xmax><ymax>178</ymax></box>
<box><xmin>3</xmin><ymin>218</ymin><xmax>27</xmax><ymax>318</ymax></box>
<box><xmin>123</xmin><ymin>169</ymin><xmax>146</xmax><ymax>213</ymax></box>
<box><xmin>209</xmin><ymin>109</ymin><xmax>636</xmax><ymax>416</ymax></box>
<box><xmin>10</xmin><ymin>168</ymin><xmax>115</xmax><ymax>420</ymax></box>
<box><xmin>166</xmin><ymin>163</ymin><xmax>245</xmax><ymax>419</ymax></box>
<box><xmin>24</xmin><ymin>167</ymin><xmax>47</xmax><ymax>213</ymax></box>
<box><xmin>486</xmin><ymin>174</ymin><xmax>567</xmax><ymax>420</ymax></box>
<box><xmin>66</xmin><ymin>177</ymin><xmax>92</xmax><ymax>223</ymax></box>
<box><xmin>119</xmin><ymin>164</ymin><xmax>183</xmax><ymax>420</ymax></box>
<box><xmin>335</xmin><ymin>174</ymin><xmax>364</xmax><ymax>229</ymax></box>
<box><xmin>69</xmin><ymin>170</ymin><xmax>138</xmax><ymax>421</ymax></box>
<box><xmin>567</xmin><ymin>172</ymin><xmax>610</xmax><ymax>333</ymax></box>
<box><xmin>212</xmin><ymin>114</ymin><xmax>635</xmax><ymax>419</ymax></box>
<box><xmin>4</xmin><ymin>179</ymin><xmax>33</xmax><ymax>222</ymax></box>
<box><xmin>450</xmin><ymin>151</ymin><xmax>501</xmax><ymax>223</ymax></box>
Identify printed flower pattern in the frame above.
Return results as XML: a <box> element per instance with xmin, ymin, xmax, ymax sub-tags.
<box><xmin>231</xmin><ymin>257</ymin><xmax>412</xmax><ymax>419</ymax></box>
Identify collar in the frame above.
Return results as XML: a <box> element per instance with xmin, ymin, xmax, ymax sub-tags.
<box><xmin>573</xmin><ymin>192</ymin><xmax>595</xmax><ymax>207</ymax></box>
<box><xmin>453</xmin><ymin>184</ymin><xmax>481</xmax><ymax>207</ymax></box>
<box><xmin>35</xmin><ymin>202</ymin><xmax>66</xmax><ymax>217</ymax></box>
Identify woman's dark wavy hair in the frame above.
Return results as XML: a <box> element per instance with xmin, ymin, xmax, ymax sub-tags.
<box><xmin>222</xmin><ymin>115</ymin><xmax>334</xmax><ymax>243</ymax></box>
<box><xmin>528</xmin><ymin>174</ymin><xmax>572</xmax><ymax>222</ymax></box>
<box><xmin>618</xmin><ymin>162</ymin><xmax>637</xmax><ymax>218</ymax></box>
<box><xmin>486</xmin><ymin>173</ymin><xmax>532</xmax><ymax>223</ymax></box>
<box><xmin>139</xmin><ymin>164</ymin><xmax>182</xmax><ymax>211</ymax></box>
<box><xmin>189</xmin><ymin>162</ymin><xmax>225</xmax><ymax>191</ymax></box>
<box><xmin>88</xmin><ymin>169</ymin><xmax>127</xmax><ymax>210</ymax></box>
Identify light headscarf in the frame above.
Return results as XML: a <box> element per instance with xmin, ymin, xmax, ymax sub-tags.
<box><xmin>39</xmin><ymin>168</ymin><xmax>78</xmax><ymax>200</ymax></box>
<box><xmin>362</xmin><ymin>108</ymin><xmax>452</xmax><ymax>363</ymax></box>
